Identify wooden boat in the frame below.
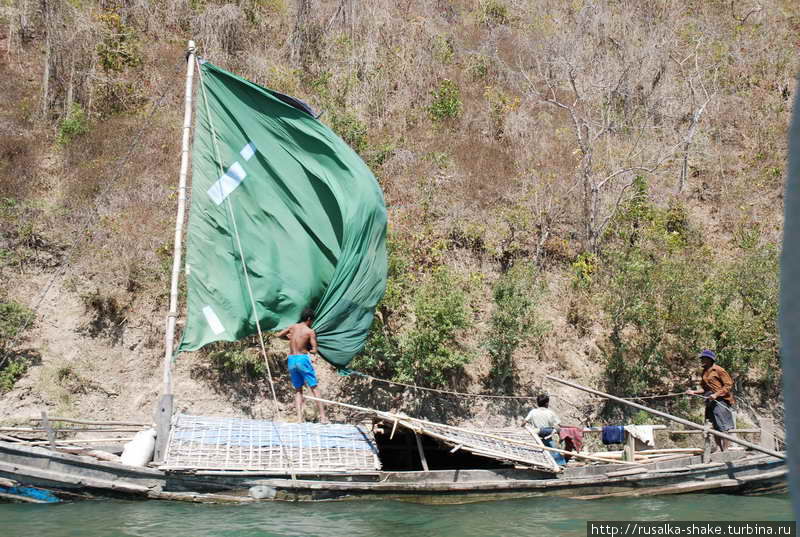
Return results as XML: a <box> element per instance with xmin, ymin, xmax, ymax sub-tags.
<box><xmin>0</xmin><ymin>397</ymin><xmax>787</xmax><ymax>504</ymax></box>
<box><xmin>1</xmin><ymin>42</ymin><xmax>787</xmax><ymax>505</ymax></box>
<box><xmin>0</xmin><ymin>428</ymin><xmax>786</xmax><ymax>504</ymax></box>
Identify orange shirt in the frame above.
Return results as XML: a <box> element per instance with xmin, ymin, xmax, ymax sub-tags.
<box><xmin>701</xmin><ymin>364</ymin><xmax>735</xmax><ymax>405</ymax></box>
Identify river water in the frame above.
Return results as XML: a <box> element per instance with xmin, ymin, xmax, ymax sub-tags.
<box><xmin>2</xmin><ymin>494</ymin><xmax>794</xmax><ymax>537</ymax></box>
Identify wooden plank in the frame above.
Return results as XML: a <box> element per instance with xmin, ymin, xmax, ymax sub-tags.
<box><xmin>570</xmin><ymin>478</ymin><xmax>742</xmax><ymax>500</ymax></box>
<box><xmin>758</xmin><ymin>417</ymin><xmax>775</xmax><ymax>451</ymax></box>
<box><xmin>0</xmin><ymin>433</ymin><xmax>30</xmax><ymax>443</ymax></box>
<box><xmin>623</xmin><ymin>431</ymin><xmax>636</xmax><ymax>462</ymax></box>
<box><xmin>0</xmin><ymin>427</ymin><xmax>145</xmax><ymax>433</ymax></box>
<box><xmin>605</xmin><ymin>468</ymin><xmax>648</xmax><ymax>478</ymax></box>
<box><xmin>414</xmin><ymin>432</ymin><xmax>429</xmax><ymax>472</ymax></box>
<box><xmin>41</xmin><ymin>411</ymin><xmax>56</xmax><ymax>449</ymax></box>
<box><xmin>0</xmin><ymin>460</ymin><xmax>153</xmax><ymax>494</ymax></box>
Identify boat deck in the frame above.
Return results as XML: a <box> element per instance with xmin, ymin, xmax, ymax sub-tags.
<box><xmin>160</xmin><ymin>415</ymin><xmax>381</xmax><ymax>473</ymax></box>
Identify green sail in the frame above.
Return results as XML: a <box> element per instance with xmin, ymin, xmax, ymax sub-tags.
<box><xmin>177</xmin><ymin>61</ymin><xmax>387</xmax><ymax>368</ymax></box>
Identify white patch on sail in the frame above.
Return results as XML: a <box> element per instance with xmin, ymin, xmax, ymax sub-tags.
<box><xmin>202</xmin><ymin>305</ymin><xmax>225</xmax><ymax>335</ymax></box>
<box><xmin>185</xmin><ymin>264</ymin><xmax>191</xmax><ymax>276</ymax></box>
<box><xmin>240</xmin><ymin>142</ymin><xmax>256</xmax><ymax>161</ymax></box>
<box><xmin>208</xmin><ymin>162</ymin><xmax>247</xmax><ymax>205</ymax></box>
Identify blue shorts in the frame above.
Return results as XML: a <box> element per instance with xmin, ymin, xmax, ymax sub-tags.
<box><xmin>288</xmin><ymin>354</ymin><xmax>318</xmax><ymax>389</ymax></box>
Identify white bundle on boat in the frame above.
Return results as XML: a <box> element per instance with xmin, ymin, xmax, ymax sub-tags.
<box><xmin>121</xmin><ymin>429</ymin><xmax>156</xmax><ymax>467</ymax></box>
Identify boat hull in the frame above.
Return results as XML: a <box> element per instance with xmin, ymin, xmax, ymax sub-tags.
<box><xmin>0</xmin><ymin>441</ymin><xmax>786</xmax><ymax>504</ymax></box>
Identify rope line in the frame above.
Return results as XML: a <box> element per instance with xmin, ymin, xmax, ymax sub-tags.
<box><xmin>349</xmin><ymin>371</ymin><xmax>539</xmax><ymax>400</ymax></box>
<box><xmin>349</xmin><ymin>371</ymin><xmax>726</xmax><ymax>407</ymax></box>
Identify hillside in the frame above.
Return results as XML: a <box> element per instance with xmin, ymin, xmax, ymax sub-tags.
<box><xmin>0</xmin><ymin>0</ymin><xmax>798</xmax><ymax>433</ymax></box>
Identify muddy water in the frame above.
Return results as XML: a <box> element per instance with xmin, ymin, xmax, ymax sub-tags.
<box><xmin>2</xmin><ymin>493</ymin><xmax>794</xmax><ymax>537</ymax></box>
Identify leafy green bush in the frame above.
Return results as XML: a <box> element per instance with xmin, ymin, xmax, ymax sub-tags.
<box><xmin>485</xmin><ymin>263</ymin><xmax>548</xmax><ymax>391</ymax></box>
<box><xmin>466</xmin><ymin>55</ymin><xmax>490</xmax><ymax>81</ymax></box>
<box><xmin>428</xmin><ymin>79</ymin><xmax>462</xmax><ymax>122</ymax></box>
<box><xmin>96</xmin><ymin>12</ymin><xmax>142</xmax><ymax>72</ymax></box>
<box><xmin>57</xmin><ymin>104</ymin><xmax>89</xmax><ymax>145</ymax></box>
<box><xmin>330</xmin><ymin>110</ymin><xmax>368</xmax><ymax>155</ymax></box>
<box><xmin>478</xmin><ymin>0</ymin><xmax>510</xmax><ymax>26</ymax></box>
<box><xmin>355</xmin><ymin>262</ymin><xmax>473</xmax><ymax>389</ymax></box>
<box><xmin>0</xmin><ymin>300</ymin><xmax>35</xmax><ymax>392</ymax></box>
<box><xmin>351</xmin><ymin>234</ymin><xmax>410</xmax><ymax>378</ymax></box>
<box><xmin>432</xmin><ymin>36</ymin><xmax>455</xmax><ymax>64</ymax></box>
<box><xmin>204</xmin><ymin>339</ymin><xmax>267</xmax><ymax>380</ymax></box>
<box><xmin>597</xmin><ymin>179</ymin><xmax>779</xmax><ymax>400</ymax></box>
<box><xmin>396</xmin><ymin>267</ymin><xmax>472</xmax><ymax>388</ymax></box>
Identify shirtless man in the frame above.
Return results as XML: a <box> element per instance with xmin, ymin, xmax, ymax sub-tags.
<box><xmin>276</xmin><ymin>308</ymin><xmax>328</xmax><ymax>423</ymax></box>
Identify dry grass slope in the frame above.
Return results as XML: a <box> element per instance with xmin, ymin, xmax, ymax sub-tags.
<box><xmin>0</xmin><ymin>0</ymin><xmax>796</xmax><ymax>431</ymax></box>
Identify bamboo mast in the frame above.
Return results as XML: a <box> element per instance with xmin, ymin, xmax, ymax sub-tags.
<box><xmin>546</xmin><ymin>376</ymin><xmax>785</xmax><ymax>460</ymax></box>
<box><xmin>154</xmin><ymin>40</ymin><xmax>197</xmax><ymax>462</ymax></box>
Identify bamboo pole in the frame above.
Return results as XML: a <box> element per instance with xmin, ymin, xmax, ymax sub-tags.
<box><xmin>29</xmin><ymin>418</ymin><xmax>147</xmax><ymax>427</ymax></box>
<box><xmin>28</xmin><ymin>437</ymin><xmax>134</xmax><ymax>446</ymax></box>
<box><xmin>154</xmin><ymin>39</ymin><xmax>197</xmax><ymax>463</ymax></box>
<box><xmin>0</xmin><ymin>433</ymin><xmax>28</xmax><ymax>443</ymax></box>
<box><xmin>546</xmin><ymin>376</ymin><xmax>785</xmax><ymax>460</ymax></box>
<box><xmin>1</xmin><ymin>427</ymin><xmax>145</xmax><ymax>433</ymax></box>
<box><xmin>670</xmin><ymin>429</ymin><xmax>760</xmax><ymax>434</ymax></box>
<box><xmin>306</xmin><ymin>396</ymin><xmax>643</xmax><ymax>466</ymax></box>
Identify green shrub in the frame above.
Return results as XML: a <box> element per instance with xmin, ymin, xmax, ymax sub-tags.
<box><xmin>485</xmin><ymin>263</ymin><xmax>548</xmax><ymax>391</ymax></box>
<box><xmin>351</xmin><ymin>235</ymin><xmax>409</xmax><ymax>378</ymax></box>
<box><xmin>571</xmin><ymin>253</ymin><xmax>598</xmax><ymax>288</ymax></box>
<box><xmin>96</xmin><ymin>12</ymin><xmax>142</xmax><ymax>72</ymax></box>
<box><xmin>478</xmin><ymin>0</ymin><xmax>510</xmax><ymax>26</ymax></box>
<box><xmin>330</xmin><ymin>110</ymin><xmax>368</xmax><ymax>155</ymax></box>
<box><xmin>0</xmin><ymin>300</ymin><xmax>35</xmax><ymax>392</ymax></box>
<box><xmin>205</xmin><ymin>339</ymin><xmax>266</xmax><ymax>380</ymax></box>
<box><xmin>597</xmin><ymin>179</ymin><xmax>780</xmax><ymax>399</ymax></box>
<box><xmin>466</xmin><ymin>55</ymin><xmax>490</xmax><ymax>81</ymax></box>
<box><xmin>428</xmin><ymin>79</ymin><xmax>462</xmax><ymax>122</ymax></box>
<box><xmin>396</xmin><ymin>267</ymin><xmax>472</xmax><ymax>388</ymax></box>
<box><xmin>432</xmin><ymin>35</ymin><xmax>455</xmax><ymax>64</ymax></box>
<box><xmin>57</xmin><ymin>104</ymin><xmax>89</xmax><ymax>145</ymax></box>
<box><xmin>356</xmin><ymin>263</ymin><xmax>472</xmax><ymax>389</ymax></box>
<box><xmin>0</xmin><ymin>357</ymin><xmax>30</xmax><ymax>393</ymax></box>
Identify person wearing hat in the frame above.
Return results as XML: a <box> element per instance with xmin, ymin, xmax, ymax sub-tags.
<box><xmin>685</xmin><ymin>349</ymin><xmax>735</xmax><ymax>451</ymax></box>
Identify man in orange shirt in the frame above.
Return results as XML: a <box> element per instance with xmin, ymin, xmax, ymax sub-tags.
<box><xmin>686</xmin><ymin>349</ymin><xmax>735</xmax><ymax>451</ymax></box>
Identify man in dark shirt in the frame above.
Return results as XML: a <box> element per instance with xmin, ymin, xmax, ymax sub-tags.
<box><xmin>686</xmin><ymin>349</ymin><xmax>735</xmax><ymax>451</ymax></box>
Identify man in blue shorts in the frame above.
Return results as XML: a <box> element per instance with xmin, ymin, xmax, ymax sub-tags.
<box><xmin>277</xmin><ymin>308</ymin><xmax>328</xmax><ymax>423</ymax></box>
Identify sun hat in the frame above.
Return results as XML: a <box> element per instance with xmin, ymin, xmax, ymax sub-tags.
<box><xmin>699</xmin><ymin>349</ymin><xmax>717</xmax><ymax>361</ymax></box>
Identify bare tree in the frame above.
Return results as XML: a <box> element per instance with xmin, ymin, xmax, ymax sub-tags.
<box><xmin>514</xmin><ymin>5</ymin><xmax>689</xmax><ymax>253</ymax></box>
<box><xmin>672</xmin><ymin>44</ymin><xmax>717</xmax><ymax>194</ymax></box>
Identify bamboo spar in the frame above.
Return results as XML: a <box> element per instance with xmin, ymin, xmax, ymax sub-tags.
<box><xmin>154</xmin><ymin>40</ymin><xmax>197</xmax><ymax>462</ymax></box>
<box><xmin>546</xmin><ymin>376</ymin><xmax>785</xmax><ymax>460</ymax></box>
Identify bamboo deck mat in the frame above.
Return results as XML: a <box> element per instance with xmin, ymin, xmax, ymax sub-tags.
<box><xmin>405</xmin><ymin>422</ymin><xmax>559</xmax><ymax>471</ymax></box>
<box><xmin>160</xmin><ymin>415</ymin><xmax>381</xmax><ymax>473</ymax></box>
